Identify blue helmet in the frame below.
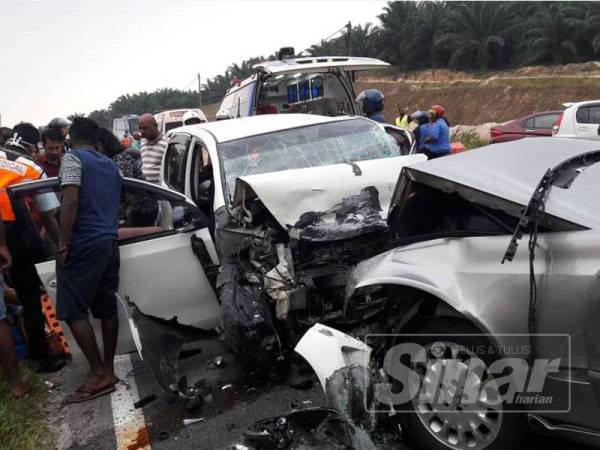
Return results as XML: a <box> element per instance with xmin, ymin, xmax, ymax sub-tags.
<box><xmin>355</xmin><ymin>89</ymin><xmax>384</xmax><ymax>115</ymax></box>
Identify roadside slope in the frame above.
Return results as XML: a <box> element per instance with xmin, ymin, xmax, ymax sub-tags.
<box><xmin>356</xmin><ymin>61</ymin><xmax>600</xmax><ymax>126</ymax></box>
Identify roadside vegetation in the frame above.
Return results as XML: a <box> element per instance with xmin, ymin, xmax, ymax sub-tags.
<box><xmin>76</xmin><ymin>1</ymin><xmax>600</xmax><ymax>127</ymax></box>
<box><xmin>0</xmin><ymin>367</ymin><xmax>49</xmax><ymax>450</ymax></box>
<box><xmin>453</xmin><ymin>130</ymin><xmax>489</xmax><ymax>150</ymax></box>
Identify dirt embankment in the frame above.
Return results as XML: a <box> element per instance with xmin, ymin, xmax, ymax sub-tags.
<box><xmin>356</xmin><ymin>61</ymin><xmax>600</xmax><ymax>126</ymax></box>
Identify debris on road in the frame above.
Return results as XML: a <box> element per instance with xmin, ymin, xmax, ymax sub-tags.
<box><xmin>206</xmin><ymin>355</ymin><xmax>225</xmax><ymax>370</ymax></box>
<box><xmin>183</xmin><ymin>417</ymin><xmax>205</xmax><ymax>426</ymax></box>
<box><xmin>133</xmin><ymin>393</ymin><xmax>157</xmax><ymax>409</ymax></box>
<box><xmin>158</xmin><ymin>431</ymin><xmax>169</xmax><ymax>441</ymax></box>
<box><xmin>236</xmin><ymin>407</ymin><xmax>360</xmax><ymax>449</ymax></box>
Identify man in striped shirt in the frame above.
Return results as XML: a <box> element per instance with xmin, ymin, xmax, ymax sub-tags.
<box><xmin>138</xmin><ymin>114</ymin><xmax>168</xmax><ymax>184</ymax></box>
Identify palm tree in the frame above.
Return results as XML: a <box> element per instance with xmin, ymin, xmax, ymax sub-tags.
<box><xmin>435</xmin><ymin>2</ymin><xmax>521</xmax><ymax>71</ymax></box>
<box><xmin>566</xmin><ymin>1</ymin><xmax>600</xmax><ymax>59</ymax></box>
<box><xmin>377</xmin><ymin>1</ymin><xmax>420</xmax><ymax>67</ymax></box>
<box><xmin>520</xmin><ymin>2</ymin><xmax>583</xmax><ymax>65</ymax></box>
<box><xmin>412</xmin><ymin>1</ymin><xmax>450</xmax><ymax>68</ymax></box>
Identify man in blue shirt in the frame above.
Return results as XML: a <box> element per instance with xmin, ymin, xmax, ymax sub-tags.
<box><xmin>56</xmin><ymin>118</ymin><xmax>122</xmax><ymax>403</ymax></box>
<box><xmin>418</xmin><ymin>109</ymin><xmax>451</xmax><ymax>159</ymax></box>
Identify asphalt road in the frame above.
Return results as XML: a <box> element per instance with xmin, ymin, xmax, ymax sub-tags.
<box><xmin>46</xmin><ymin>338</ymin><xmax>338</xmax><ymax>450</ymax></box>
<box><xmin>43</xmin><ymin>337</ymin><xmax>593</xmax><ymax>450</ymax></box>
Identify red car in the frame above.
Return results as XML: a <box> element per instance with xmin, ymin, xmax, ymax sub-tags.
<box><xmin>490</xmin><ymin>110</ymin><xmax>563</xmax><ymax>143</ymax></box>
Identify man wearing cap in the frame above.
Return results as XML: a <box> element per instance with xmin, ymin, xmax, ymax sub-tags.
<box><xmin>2</xmin><ymin>122</ymin><xmax>65</xmax><ymax>373</ymax></box>
<box><xmin>48</xmin><ymin>117</ymin><xmax>72</xmax><ymax>151</ymax></box>
<box><xmin>48</xmin><ymin>117</ymin><xmax>71</xmax><ymax>140</ymax></box>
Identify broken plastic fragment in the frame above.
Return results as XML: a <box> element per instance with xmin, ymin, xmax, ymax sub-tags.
<box><xmin>206</xmin><ymin>355</ymin><xmax>225</xmax><ymax>370</ymax></box>
<box><xmin>133</xmin><ymin>394</ymin><xmax>157</xmax><ymax>409</ymax></box>
<box><xmin>183</xmin><ymin>418</ymin><xmax>205</xmax><ymax>426</ymax></box>
<box><xmin>295</xmin><ymin>323</ymin><xmax>372</xmax><ymax>390</ymax></box>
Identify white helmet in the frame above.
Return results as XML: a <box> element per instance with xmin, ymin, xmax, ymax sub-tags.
<box><xmin>48</xmin><ymin>117</ymin><xmax>72</xmax><ymax>129</ymax></box>
<box><xmin>182</xmin><ymin>110</ymin><xmax>202</xmax><ymax>125</ymax></box>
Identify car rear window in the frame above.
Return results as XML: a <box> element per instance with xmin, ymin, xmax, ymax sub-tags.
<box><xmin>576</xmin><ymin>105</ymin><xmax>600</xmax><ymax>124</ymax></box>
<box><xmin>534</xmin><ymin>113</ymin><xmax>561</xmax><ymax>129</ymax></box>
<box><xmin>165</xmin><ymin>121</ymin><xmax>183</xmax><ymax>132</ymax></box>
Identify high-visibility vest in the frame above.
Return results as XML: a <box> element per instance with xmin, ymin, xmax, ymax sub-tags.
<box><xmin>0</xmin><ymin>149</ymin><xmax>45</xmax><ymax>221</ymax></box>
<box><xmin>395</xmin><ymin>115</ymin><xmax>410</xmax><ymax>130</ymax></box>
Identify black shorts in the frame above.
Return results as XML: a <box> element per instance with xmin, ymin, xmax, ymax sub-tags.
<box><xmin>57</xmin><ymin>239</ymin><xmax>120</xmax><ymax>321</ymax></box>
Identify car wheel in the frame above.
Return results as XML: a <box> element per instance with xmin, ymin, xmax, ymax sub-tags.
<box><xmin>388</xmin><ymin>318</ymin><xmax>529</xmax><ymax>450</ymax></box>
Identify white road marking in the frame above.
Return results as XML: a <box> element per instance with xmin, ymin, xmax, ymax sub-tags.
<box><xmin>111</xmin><ymin>354</ymin><xmax>151</xmax><ymax>449</ymax></box>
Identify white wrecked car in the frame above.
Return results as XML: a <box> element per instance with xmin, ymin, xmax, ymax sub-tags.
<box><xmin>297</xmin><ymin>137</ymin><xmax>600</xmax><ymax>450</ymax></box>
<box><xmin>13</xmin><ymin>114</ymin><xmax>421</xmax><ymax>397</ymax></box>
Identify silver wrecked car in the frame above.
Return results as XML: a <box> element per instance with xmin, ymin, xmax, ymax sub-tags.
<box><xmin>297</xmin><ymin>137</ymin><xmax>600</xmax><ymax>450</ymax></box>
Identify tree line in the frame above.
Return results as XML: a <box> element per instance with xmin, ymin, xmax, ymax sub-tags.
<box><xmin>80</xmin><ymin>1</ymin><xmax>600</xmax><ymax>128</ymax></box>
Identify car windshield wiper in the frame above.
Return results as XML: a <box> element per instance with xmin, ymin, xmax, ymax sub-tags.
<box><xmin>502</xmin><ymin>150</ymin><xmax>600</xmax><ymax>263</ymax></box>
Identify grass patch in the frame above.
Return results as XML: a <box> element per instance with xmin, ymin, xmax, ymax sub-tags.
<box><xmin>0</xmin><ymin>365</ymin><xmax>50</xmax><ymax>450</ymax></box>
<box><xmin>453</xmin><ymin>130</ymin><xmax>489</xmax><ymax>150</ymax></box>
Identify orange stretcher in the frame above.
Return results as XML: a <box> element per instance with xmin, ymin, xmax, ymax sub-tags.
<box><xmin>41</xmin><ymin>294</ymin><xmax>71</xmax><ymax>357</ymax></box>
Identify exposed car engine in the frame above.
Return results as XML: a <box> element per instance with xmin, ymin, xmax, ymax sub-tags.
<box><xmin>217</xmin><ymin>193</ymin><xmax>392</xmax><ymax>374</ymax></box>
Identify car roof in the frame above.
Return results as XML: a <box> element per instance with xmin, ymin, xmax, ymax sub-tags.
<box><xmin>563</xmin><ymin>100</ymin><xmax>600</xmax><ymax>108</ymax></box>
<box><xmin>253</xmin><ymin>56</ymin><xmax>389</xmax><ymax>75</ymax></box>
<box><xmin>172</xmin><ymin>114</ymin><xmax>360</xmax><ymax>143</ymax></box>
<box><xmin>403</xmin><ymin>137</ymin><xmax>600</xmax><ymax>229</ymax></box>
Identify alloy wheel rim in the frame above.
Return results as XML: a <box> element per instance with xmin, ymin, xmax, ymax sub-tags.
<box><xmin>410</xmin><ymin>341</ymin><xmax>503</xmax><ymax>450</ymax></box>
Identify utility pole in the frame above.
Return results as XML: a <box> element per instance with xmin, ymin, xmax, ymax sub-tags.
<box><xmin>346</xmin><ymin>21</ymin><xmax>352</xmax><ymax>56</ymax></box>
<box><xmin>197</xmin><ymin>73</ymin><xmax>202</xmax><ymax>108</ymax></box>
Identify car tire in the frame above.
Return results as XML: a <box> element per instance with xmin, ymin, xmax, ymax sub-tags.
<box><xmin>388</xmin><ymin>317</ymin><xmax>531</xmax><ymax>450</ymax></box>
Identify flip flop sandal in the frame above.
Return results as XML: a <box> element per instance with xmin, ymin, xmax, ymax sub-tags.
<box><xmin>65</xmin><ymin>384</ymin><xmax>116</xmax><ymax>404</ymax></box>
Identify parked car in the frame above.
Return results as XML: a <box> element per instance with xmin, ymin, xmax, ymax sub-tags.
<box><xmin>216</xmin><ymin>51</ymin><xmax>389</xmax><ymax>120</ymax></box>
<box><xmin>298</xmin><ymin>136</ymin><xmax>600</xmax><ymax>450</ymax></box>
<box><xmin>490</xmin><ymin>110</ymin><xmax>562</xmax><ymax>143</ymax></box>
<box><xmin>154</xmin><ymin>108</ymin><xmax>207</xmax><ymax>134</ymax></box>
<box><xmin>553</xmin><ymin>100</ymin><xmax>600</xmax><ymax>138</ymax></box>
<box><xmin>16</xmin><ymin>114</ymin><xmax>421</xmax><ymax>397</ymax></box>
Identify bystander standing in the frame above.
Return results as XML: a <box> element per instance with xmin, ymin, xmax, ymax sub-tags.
<box><xmin>56</xmin><ymin>118</ymin><xmax>122</xmax><ymax>403</ymax></box>
<box><xmin>1</xmin><ymin>123</ymin><xmax>65</xmax><ymax>373</ymax></box>
<box><xmin>138</xmin><ymin>114</ymin><xmax>168</xmax><ymax>184</ymax></box>
<box><xmin>39</xmin><ymin>127</ymin><xmax>64</xmax><ymax>177</ymax></box>
<box><xmin>0</xmin><ymin>210</ymin><xmax>30</xmax><ymax>398</ymax></box>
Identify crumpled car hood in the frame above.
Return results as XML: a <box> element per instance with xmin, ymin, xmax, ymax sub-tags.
<box><xmin>396</xmin><ymin>137</ymin><xmax>600</xmax><ymax>229</ymax></box>
<box><xmin>233</xmin><ymin>154</ymin><xmax>426</xmax><ymax>240</ymax></box>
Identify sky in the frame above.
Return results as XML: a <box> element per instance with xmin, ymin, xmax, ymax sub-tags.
<box><xmin>0</xmin><ymin>0</ymin><xmax>387</xmax><ymax>126</ymax></box>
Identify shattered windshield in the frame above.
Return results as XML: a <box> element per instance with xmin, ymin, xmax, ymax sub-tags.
<box><xmin>218</xmin><ymin>118</ymin><xmax>399</xmax><ymax>199</ymax></box>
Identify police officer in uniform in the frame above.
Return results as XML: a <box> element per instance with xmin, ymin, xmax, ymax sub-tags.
<box><xmin>1</xmin><ymin>123</ymin><xmax>65</xmax><ymax>373</ymax></box>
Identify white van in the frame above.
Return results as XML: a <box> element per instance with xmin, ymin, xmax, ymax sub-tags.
<box><xmin>216</xmin><ymin>54</ymin><xmax>389</xmax><ymax>120</ymax></box>
<box><xmin>154</xmin><ymin>108</ymin><xmax>207</xmax><ymax>134</ymax></box>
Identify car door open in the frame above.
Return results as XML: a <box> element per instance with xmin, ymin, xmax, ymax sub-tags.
<box><xmin>7</xmin><ymin>177</ymin><xmax>221</xmax><ymax>358</ymax></box>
